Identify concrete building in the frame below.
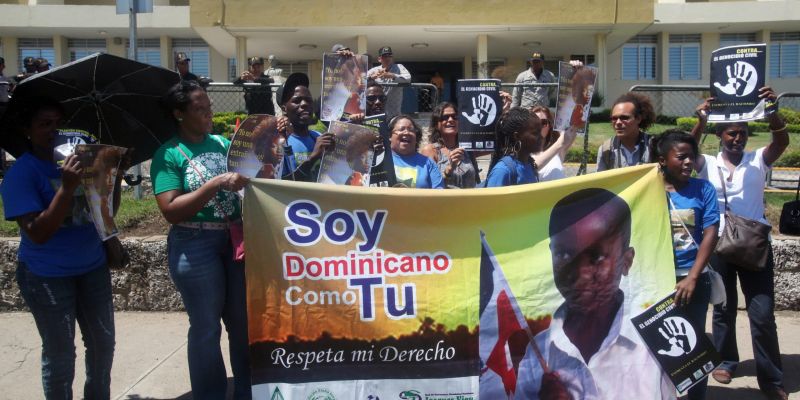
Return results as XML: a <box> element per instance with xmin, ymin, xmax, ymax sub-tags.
<box><xmin>0</xmin><ymin>0</ymin><xmax>798</xmax><ymax>110</ymax></box>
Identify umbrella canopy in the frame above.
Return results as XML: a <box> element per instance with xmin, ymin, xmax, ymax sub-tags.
<box><xmin>0</xmin><ymin>53</ymin><xmax>180</xmax><ymax>165</ymax></box>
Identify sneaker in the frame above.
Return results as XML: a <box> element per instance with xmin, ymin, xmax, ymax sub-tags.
<box><xmin>762</xmin><ymin>387</ymin><xmax>788</xmax><ymax>400</ymax></box>
<box><xmin>711</xmin><ymin>369</ymin><xmax>732</xmax><ymax>384</ymax></box>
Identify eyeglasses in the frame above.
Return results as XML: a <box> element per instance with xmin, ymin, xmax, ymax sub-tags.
<box><xmin>610</xmin><ymin>115</ymin><xmax>634</xmax><ymax>122</ymax></box>
<box><xmin>367</xmin><ymin>95</ymin><xmax>386</xmax><ymax>102</ymax></box>
<box><xmin>442</xmin><ymin>114</ymin><xmax>458</xmax><ymax>121</ymax></box>
<box><xmin>392</xmin><ymin>126</ymin><xmax>416</xmax><ymax>134</ymax></box>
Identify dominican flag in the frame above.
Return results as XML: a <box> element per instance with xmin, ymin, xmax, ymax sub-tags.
<box><xmin>478</xmin><ymin>232</ymin><xmax>532</xmax><ymax>398</ymax></box>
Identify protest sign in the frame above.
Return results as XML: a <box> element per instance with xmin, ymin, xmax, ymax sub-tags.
<box><xmin>709</xmin><ymin>44</ymin><xmax>770</xmax><ymax>122</ymax></box>
<box><xmin>457</xmin><ymin>79</ymin><xmax>501</xmax><ymax>151</ymax></box>
<box><xmin>320</xmin><ymin>53</ymin><xmax>368</xmax><ymax>122</ymax></box>
<box><xmin>244</xmin><ymin>165</ymin><xmax>678</xmax><ymax>399</ymax></box>
<box><xmin>554</xmin><ymin>62</ymin><xmax>597</xmax><ymax>135</ymax></box>
<box><xmin>632</xmin><ymin>292</ymin><xmax>721</xmax><ymax>394</ymax></box>
<box><xmin>53</xmin><ymin>128</ymin><xmax>97</xmax><ymax>164</ymax></box>
<box><xmin>362</xmin><ymin>114</ymin><xmax>397</xmax><ymax>188</ymax></box>
<box><xmin>227</xmin><ymin>114</ymin><xmax>284</xmax><ymax>179</ymax></box>
<box><xmin>74</xmin><ymin>144</ymin><xmax>127</xmax><ymax>240</ymax></box>
<box><xmin>317</xmin><ymin>121</ymin><xmax>376</xmax><ymax>186</ymax></box>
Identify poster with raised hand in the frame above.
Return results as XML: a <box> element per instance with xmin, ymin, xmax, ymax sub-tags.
<box><xmin>709</xmin><ymin>44</ymin><xmax>769</xmax><ymax>122</ymax></box>
<box><xmin>457</xmin><ymin>79</ymin><xmax>501</xmax><ymax>152</ymax></box>
<box><xmin>631</xmin><ymin>292</ymin><xmax>721</xmax><ymax>395</ymax></box>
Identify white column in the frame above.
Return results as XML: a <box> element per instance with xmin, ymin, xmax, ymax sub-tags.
<box><xmin>357</xmin><ymin>35</ymin><xmax>368</xmax><ymax>56</ymax></box>
<box><xmin>235</xmin><ymin>36</ymin><xmax>247</xmax><ymax>75</ymax></box>
<box><xmin>757</xmin><ymin>30</ymin><xmax>770</xmax><ymax>77</ymax></box>
<box><xmin>3</xmin><ymin>37</ymin><xmax>19</xmax><ymax>76</ymax></box>
<box><xmin>659</xmin><ymin>31</ymin><xmax>669</xmax><ymax>84</ymax></box>
<box><xmin>477</xmin><ymin>34</ymin><xmax>488</xmax><ymax>79</ymax></box>
<box><xmin>464</xmin><ymin>55</ymin><xmax>473</xmax><ymax>79</ymax></box>
<box><xmin>53</xmin><ymin>34</ymin><xmax>67</xmax><ymax>66</ymax></box>
<box><xmin>595</xmin><ymin>33</ymin><xmax>607</xmax><ymax>107</ymax></box>
<box><xmin>160</xmin><ymin>35</ymin><xmax>171</xmax><ymax>70</ymax></box>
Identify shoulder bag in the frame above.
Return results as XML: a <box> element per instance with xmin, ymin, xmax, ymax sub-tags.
<box><xmin>714</xmin><ymin>168</ymin><xmax>771</xmax><ymax>271</ymax></box>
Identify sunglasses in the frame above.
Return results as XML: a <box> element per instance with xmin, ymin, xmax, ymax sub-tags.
<box><xmin>367</xmin><ymin>95</ymin><xmax>386</xmax><ymax>102</ymax></box>
<box><xmin>441</xmin><ymin>113</ymin><xmax>458</xmax><ymax>121</ymax></box>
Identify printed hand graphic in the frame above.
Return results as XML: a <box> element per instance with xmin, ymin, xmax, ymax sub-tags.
<box><xmin>714</xmin><ymin>61</ymin><xmax>756</xmax><ymax>97</ymax></box>
<box><xmin>462</xmin><ymin>94</ymin><xmax>497</xmax><ymax>126</ymax></box>
<box><xmin>657</xmin><ymin>318</ymin><xmax>692</xmax><ymax>357</ymax></box>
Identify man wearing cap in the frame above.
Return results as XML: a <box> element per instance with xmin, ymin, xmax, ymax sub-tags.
<box><xmin>511</xmin><ymin>52</ymin><xmax>556</xmax><ymax>108</ymax></box>
<box><xmin>14</xmin><ymin>56</ymin><xmax>37</xmax><ymax>84</ymax></box>
<box><xmin>234</xmin><ymin>56</ymin><xmax>276</xmax><ymax>116</ymax></box>
<box><xmin>367</xmin><ymin>46</ymin><xmax>411</xmax><ymax>119</ymax></box>
<box><xmin>175</xmin><ymin>52</ymin><xmax>199</xmax><ymax>82</ymax></box>
<box><xmin>34</xmin><ymin>58</ymin><xmax>50</xmax><ymax>73</ymax></box>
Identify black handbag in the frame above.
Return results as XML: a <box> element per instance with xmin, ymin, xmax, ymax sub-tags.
<box><xmin>779</xmin><ymin>175</ymin><xmax>800</xmax><ymax>235</ymax></box>
<box><xmin>714</xmin><ymin>168</ymin><xmax>771</xmax><ymax>271</ymax></box>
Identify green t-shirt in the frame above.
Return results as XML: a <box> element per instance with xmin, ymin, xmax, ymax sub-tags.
<box><xmin>150</xmin><ymin>134</ymin><xmax>241</xmax><ymax>222</ymax></box>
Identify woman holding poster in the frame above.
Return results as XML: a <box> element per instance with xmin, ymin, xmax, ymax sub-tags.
<box><xmin>421</xmin><ymin>102</ymin><xmax>480</xmax><ymax>188</ymax></box>
<box><xmin>485</xmin><ymin>107</ymin><xmax>542</xmax><ymax>187</ymax></box>
<box><xmin>692</xmin><ymin>87</ymin><xmax>789</xmax><ymax>400</ymax></box>
<box><xmin>531</xmin><ymin>106</ymin><xmax>577</xmax><ymax>182</ymax></box>
<box><xmin>1</xmin><ymin>97</ymin><xmax>117</xmax><ymax>399</ymax></box>
<box><xmin>151</xmin><ymin>81</ymin><xmax>252</xmax><ymax>400</ymax></box>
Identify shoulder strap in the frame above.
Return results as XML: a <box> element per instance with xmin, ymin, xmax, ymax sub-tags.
<box><xmin>716</xmin><ymin>167</ymin><xmax>730</xmax><ymax>212</ymax></box>
<box><xmin>667</xmin><ymin>194</ymin><xmax>700</xmax><ymax>250</ymax></box>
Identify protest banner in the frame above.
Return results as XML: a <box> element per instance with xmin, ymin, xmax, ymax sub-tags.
<box><xmin>74</xmin><ymin>144</ymin><xmax>127</xmax><ymax>240</ymax></box>
<box><xmin>632</xmin><ymin>292</ymin><xmax>722</xmax><ymax>395</ymax></box>
<box><xmin>709</xmin><ymin>44</ymin><xmax>770</xmax><ymax>122</ymax></box>
<box><xmin>362</xmin><ymin>114</ymin><xmax>397</xmax><ymax>188</ymax></box>
<box><xmin>320</xmin><ymin>53</ymin><xmax>368</xmax><ymax>122</ymax></box>
<box><xmin>554</xmin><ymin>62</ymin><xmax>597</xmax><ymax>135</ymax></box>
<box><xmin>227</xmin><ymin>114</ymin><xmax>284</xmax><ymax>179</ymax></box>
<box><xmin>53</xmin><ymin>128</ymin><xmax>97</xmax><ymax>164</ymax></box>
<box><xmin>244</xmin><ymin>164</ymin><xmax>679</xmax><ymax>399</ymax></box>
<box><xmin>457</xmin><ymin>79</ymin><xmax>501</xmax><ymax>151</ymax></box>
<box><xmin>317</xmin><ymin>121</ymin><xmax>376</xmax><ymax>186</ymax></box>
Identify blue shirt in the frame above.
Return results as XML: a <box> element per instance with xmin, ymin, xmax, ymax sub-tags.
<box><xmin>283</xmin><ymin>130</ymin><xmax>321</xmax><ymax>179</ymax></box>
<box><xmin>1</xmin><ymin>153</ymin><xmax>105</xmax><ymax>277</ymax></box>
<box><xmin>485</xmin><ymin>156</ymin><xmax>538</xmax><ymax>187</ymax></box>
<box><xmin>667</xmin><ymin>177</ymin><xmax>719</xmax><ymax>274</ymax></box>
<box><xmin>392</xmin><ymin>152</ymin><xmax>444</xmax><ymax>189</ymax></box>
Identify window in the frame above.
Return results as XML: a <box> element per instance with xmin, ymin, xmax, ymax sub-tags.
<box><xmin>621</xmin><ymin>35</ymin><xmax>657</xmax><ymax>80</ymax></box>
<box><xmin>125</xmin><ymin>38</ymin><xmax>161</xmax><ymax>67</ymax></box>
<box><xmin>719</xmin><ymin>33</ymin><xmax>756</xmax><ymax>49</ymax></box>
<box><xmin>18</xmin><ymin>38</ymin><xmax>55</xmax><ymax>71</ymax></box>
<box><xmin>228</xmin><ymin>58</ymin><xmax>237</xmax><ymax>82</ymax></box>
<box><xmin>669</xmin><ymin>34</ymin><xmax>701</xmax><ymax>80</ymax></box>
<box><xmin>770</xmin><ymin>32</ymin><xmax>800</xmax><ymax>78</ymax></box>
<box><xmin>172</xmin><ymin>38</ymin><xmax>210</xmax><ymax>77</ymax></box>
<box><xmin>570</xmin><ymin>54</ymin><xmax>596</xmax><ymax>67</ymax></box>
<box><xmin>68</xmin><ymin>39</ymin><xmax>106</xmax><ymax>62</ymax></box>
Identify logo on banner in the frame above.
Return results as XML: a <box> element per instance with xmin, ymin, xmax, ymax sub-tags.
<box><xmin>398</xmin><ymin>390</ymin><xmax>422</xmax><ymax>400</ymax></box>
<box><xmin>714</xmin><ymin>61</ymin><xmax>758</xmax><ymax>97</ymax></box>
<box><xmin>657</xmin><ymin>316</ymin><xmax>698</xmax><ymax>357</ymax></box>
<box><xmin>270</xmin><ymin>387</ymin><xmax>285</xmax><ymax>400</ymax></box>
<box><xmin>461</xmin><ymin>94</ymin><xmax>497</xmax><ymax>127</ymax></box>
<box><xmin>308</xmin><ymin>388</ymin><xmax>336</xmax><ymax>400</ymax></box>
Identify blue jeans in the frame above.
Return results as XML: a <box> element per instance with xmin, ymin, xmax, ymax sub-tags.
<box><xmin>711</xmin><ymin>249</ymin><xmax>783</xmax><ymax>391</ymax></box>
<box><xmin>16</xmin><ymin>262</ymin><xmax>115</xmax><ymax>400</ymax></box>
<box><xmin>677</xmin><ymin>272</ymin><xmax>711</xmax><ymax>400</ymax></box>
<box><xmin>168</xmin><ymin>225</ymin><xmax>251</xmax><ymax>400</ymax></box>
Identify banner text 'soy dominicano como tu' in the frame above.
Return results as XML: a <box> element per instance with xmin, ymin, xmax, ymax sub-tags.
<box><xmin>244</xmin><ymin>164</ymin><xmax>677</xmax><ymax>400</ymax></box>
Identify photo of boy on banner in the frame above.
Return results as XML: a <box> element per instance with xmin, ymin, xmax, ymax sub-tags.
<box><xmin>514</xmin><ymin>188</ymin><xmax>673</xmax><ymax>400</ymax></box>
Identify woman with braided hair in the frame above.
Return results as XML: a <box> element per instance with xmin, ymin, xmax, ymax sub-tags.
<box><xmin>484</xmin><ymin>107</ymin><xmax>542</xmax><ymax>187</ymax></box>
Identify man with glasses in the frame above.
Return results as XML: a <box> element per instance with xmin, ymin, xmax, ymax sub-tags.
<box><xmin>596</xmin><ymin>92</ymin><xmax>656</xmax><ymax>172</ymax></box>
<box><xmin>367</xmin><ymin>46</ymin><xmax>410</xmax><ymax>119</ymax></box>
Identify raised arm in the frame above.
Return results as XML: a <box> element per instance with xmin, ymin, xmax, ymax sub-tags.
<box><xmin>760</xmin><ymin>87</ymin><xmax>790</xmax><ymax>166</ymax></box>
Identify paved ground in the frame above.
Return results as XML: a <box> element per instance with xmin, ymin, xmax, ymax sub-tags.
<box><xmin>0</xmin><ymin>310</ymin><xmax>798</xmax><ymax>399</ymax></box>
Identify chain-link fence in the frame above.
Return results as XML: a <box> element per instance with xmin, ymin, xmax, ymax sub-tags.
<box><xmin>628</xmin><ymin>84</ymin><xmax>710</xmax><ymax>118</ymax></box>
<box><xmin>206</xmin><ymin>82</ymin><xmax>280</xmax><ymax>114</ymax></box>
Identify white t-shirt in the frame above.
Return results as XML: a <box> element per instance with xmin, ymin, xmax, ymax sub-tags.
<box><xmin>538</xmin><ymin>154</ymin><xmax>566</xmax><ymax>181</ymax></box>
<box><xmin>697</xmin><ymin>147</ymin><xmax>770</xmax><ymax>232</ymax></box>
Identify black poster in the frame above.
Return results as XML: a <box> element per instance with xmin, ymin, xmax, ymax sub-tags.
<box><xmin>709</xmin><ymin>44</ymin><xmax>770</xmax><ymax>122</ymax></box>
<box><xmin>631</xmin><ymin>292</ymin><xmax>722</xmax><ymax>394</ymax></box>
<box><xmin>457</xmin><ymin>79</ymin><xmax>500</xmax><ymax>152</ymax></box>
<box><xmin>362</xmin><ymin>113</ymin><xmax>396</xmax><ymax>187</ymax></box>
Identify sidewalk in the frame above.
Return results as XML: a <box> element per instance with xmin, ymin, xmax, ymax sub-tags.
<box><xmin>0</xmin><ymin>310</ymin><xmax>798</xmax><ymax>399</ymax></box>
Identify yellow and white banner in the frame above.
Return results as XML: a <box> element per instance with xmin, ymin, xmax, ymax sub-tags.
<box><xmin>244</xmin><ymin>164</ymin><xmax>676</xmax><ymax>400</ymax></box>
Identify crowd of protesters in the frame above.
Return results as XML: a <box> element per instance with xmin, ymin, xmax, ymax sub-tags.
<box><xmin>0</xmin><ymin>43</ymin><xmax>792</xmax><ymax>400</ymax></box>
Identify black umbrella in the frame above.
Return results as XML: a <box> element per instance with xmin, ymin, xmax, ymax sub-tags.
<box><xmin>0</xmin><ymin>53</ymin><xmax>180</xmax><ymax>165</ymax></box>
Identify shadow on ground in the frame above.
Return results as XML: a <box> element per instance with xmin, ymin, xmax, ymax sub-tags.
<box><xmin>707</xmin><ymin>354</ymin><xmax>800</xmax><ymax>400</ymax></box>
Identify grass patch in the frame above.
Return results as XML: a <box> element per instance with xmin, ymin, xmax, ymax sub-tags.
<box><xmin>765</xmin><ymin>192</ymin><xmax>796</xmax><ymax>229</ymax></box>
<box><xmin>0</xmin><ymin>190</ymin><xmax>161</xmax><ymax>237</ymax></box>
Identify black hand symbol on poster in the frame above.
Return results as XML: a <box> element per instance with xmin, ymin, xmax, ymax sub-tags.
<box><xmin>714</xmin><ymin>61</ymin><xmax>758</xmax><ymax>97</ymax></box>
<box><xmin>657</xmin><ymin>317</ymin><xmax>697</xmax><ymax>357</ymax></box>
<box><xmin>462</xmin><ymin>94</ymin><xmax>497</xmax><ymax>127</ymax></box>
